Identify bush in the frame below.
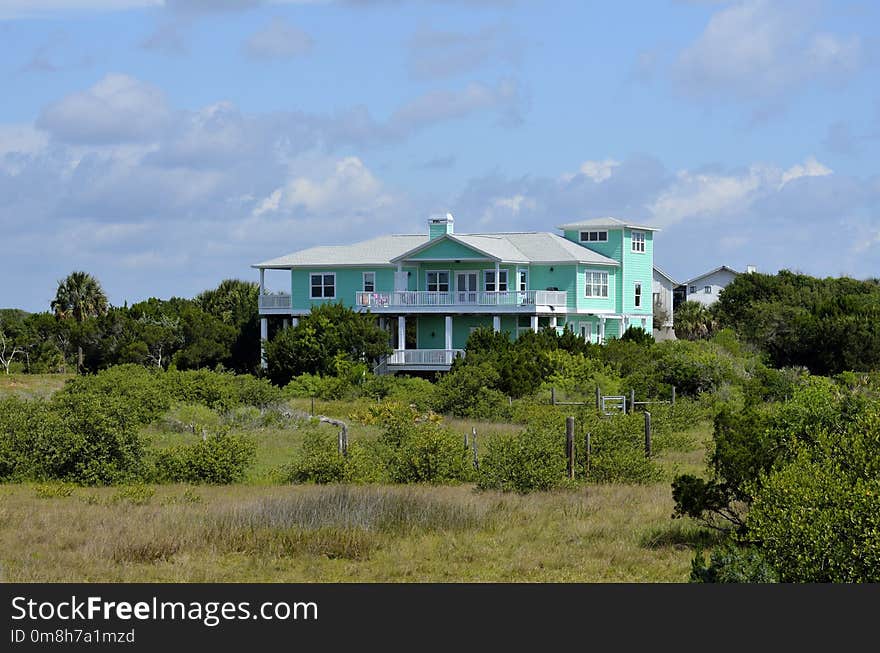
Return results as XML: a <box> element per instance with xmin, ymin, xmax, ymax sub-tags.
<box><xmin>282</xmin><ymin>428</ymin><xmax>347</xmax><ymax>484</ymax></box>
<box><xmin>433</xmin><ymin>362</ymin><xmax>510</xmax><ymax>419</ymax></box>
<box><xmin>383</xmin><ymin>420</ymin><xmax>472</xmax><ymax>485</ymax></box>
<box><xmin>477</xmin><ymin>426</ymin><xmax>568</xmax><ymax>493</ymax></box>
<box><xmin>690</xmin><ymin>545</ymin><xmax>778</xmax><ymax>583</ymax></box>
<box><xmin>154</xmin><ymin>432</ymin><xmax>256</xmax><ymax>484</ymax></box>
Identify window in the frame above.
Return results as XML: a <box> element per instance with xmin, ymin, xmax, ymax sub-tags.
<box><xmin>363</xmin><ymin>272</ymin><xmax>375</xmax><ymax>292</ymax></box>
<box><xmin>585</xmin><ymin>271</ymin><xmax>609</xmax><ymax>298</ymax></box>
<box><xmin>427</xmin><ymin>271</ymin><xmax>449</xmax><ymax>292</ymax></box>
<box><xmin>310</xmin><ymin>273</ymin><xmax>335</xmax><ymax>299</ymax></box>
<box><xmin>517</xmin><ymin>270</ymin><xmax>528</xmax><ymax>292</ymax></box>
<box><xmin>484</xmin><ymin>269</ymin><xmax>508</xmax><ymax>292</ymax></box>
<box><xmin>579</xmin><ymin>230</ymin><xmax>608</xmax><ymax>243</ymax></box>
<box><xmin>634</xmin><ymin>282</ymin><xmax>642</xmax><ymax>308</ymax></box>
<box><xmin>689</xmin><ymin>285</ymin><xmax>697</xmax><ymax>294</ymax></box>
<box><xmin>631</xmin><ymin>230</ymin><xmax>646</xmax><ymax>253</ymax></box>
<box><xmin>704</xmin><ymin>285</ymin><xmax>712</xmax><ymax>294</ymax></box>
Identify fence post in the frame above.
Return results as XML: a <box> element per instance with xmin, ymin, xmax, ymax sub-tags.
<box><xmin>566</xmin><ymin>416</ymin><xmax>575</xmax><ymax>480</ymax></box>
<box><xmin>551</xmin><ymin>387</ymin><xmax>556</xmax><ymax>405</ymax></box>
<box><xmin>310</xmin><ymin>395</ymin><xmax>315</xmax><ymax>417</ymax></box>
<box><xmin>472</xmin><ymin>429</ymin><xmax>479</xmax><ymax>470</ymax></box>
<box><xmin>629</xmin><ymin>388</ymin><xmax>635</xmax><ymax>414</ymax></box>
<box><xmin>644</xmin><ymin>411</ymin><xmax>652</xmax><ymax>458</ymax></box>
<box><xmin>465</xmin><ymin>428</ymin><xmax>471</xmax><ymax>450</ymax></box>
<box><xmin>671</xmin><ymin>386</ymin><xmax>676</xmax><ymax>406</ymax></box>
<box><xmin>338</xmin><ymin>422</ymin><xmax>348</xmax><ymax>457</ymax></box>
<box><xmin>584</xmin><ymin>432</ymin><xmax>591</xmax><ymax>479</ymax></box>
<box><xmin>595</xmin><ymin>386</ymin><xmax>601</xmax><ymax>412</ymax></box>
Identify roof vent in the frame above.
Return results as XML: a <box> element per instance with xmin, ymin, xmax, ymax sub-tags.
<box><xmin>746</xmin><ymin>264</ymin><xmax>757</xmax><ymax>274</ymax></box>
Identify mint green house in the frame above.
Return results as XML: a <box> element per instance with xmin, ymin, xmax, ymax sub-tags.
<box><xmin>253</xmin><ymin>215</ymin><xmax>658</xmax><ymax>372</ymax></box>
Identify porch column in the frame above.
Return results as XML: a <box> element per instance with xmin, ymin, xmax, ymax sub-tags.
<box><xmin>291</xmin><ymin>317</ymin><xmax>299</xmax><ymax>328</ymax></box>
<box><xmin>445</xmin><ymin>316</ymin><xmax>453</xmax><ymax>351</ymax></box>
<box><xmin>530</xmin><ymin>315</ymin><xmax>539</xmax><ymax>333</ymax></box>
<box><xmin>398</xmin><ymin>316</ymin><xmax>406</xmax><ymax>350</ymax></box>
<box><xmin>259</xmin><ymin>268</ymin><xmax>265</xmax><ymax>294</ymax></box>
<box><xmin>549</xmin><ymin>316</ymin><xmax>557</xmax><ymax>329</ymax></box>
<box><xmin>260</xmin><ymin>317</ymin><xmax>268</xmax><ymax>369</ymax></box>
<box><xmin>599</xmin><ymin>317</ymin><xmax>606</xmax><ymax>344</ymax></box>
<box><xmin>282</xmin><ymin>318</ymin><xmax>290</xmax><ymax>330</ymax></box>
<box><xmin>495</xmin><ymin>262</ymin><xmax>500</xmax><ymax>291</ymax></box>
<box><xmin>493</xmin><ymin>315</ymin><xmax>501</xmax><ymax>332</ymax></box>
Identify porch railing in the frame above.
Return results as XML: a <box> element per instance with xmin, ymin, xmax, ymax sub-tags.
<box><xmin>355</xmin><ymin>290</ymin><xmax>567</xmax><ymax>310</ymax></box>
<box><xmin>387</xmin><ymin>349</ymin><xmax>464</xmax><ymax>366</ymax></box>
<box><xmin>258</xmin><ymin>293</ymin><xmax>292</xmax><ymax>310</ymax></box>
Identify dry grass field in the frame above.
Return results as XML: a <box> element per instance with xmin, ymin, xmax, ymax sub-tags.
<box><xmin>0</xmin><ymin>373</ymin><xmax>715</xmax><ymax>582</ymax></box>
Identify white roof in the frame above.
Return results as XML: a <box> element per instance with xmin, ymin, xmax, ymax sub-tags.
<box><xmin>254</xmin><ymin>231</ymin><xmax>619</xmax><ymax>268</ymax></box>
<box><xmin>556</xmin><ymin>216</ymin><xmax>660</xmax><ymax>232</ymax></box>
<box><xmin>253</xmin><ymin>234</ymin><xmax>426</xmax><ymax>268</ymax></box>
<box><xmin>684</xmin><ymin>265</ymin><xmax>740</xmax><ymax>286</ymax></box>
<box><xmin>652</xmin><ymin>265</ymin><xmax>679</xmax><ymax>285</ymax></box>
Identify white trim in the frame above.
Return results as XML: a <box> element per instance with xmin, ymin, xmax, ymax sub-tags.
<box><xmin>584</xmin><ymin>269</ymin><xmax>609</xmax><ymax>298</ymax></box>
<box><xmin>578</xmin><ymin>230</ymin><xmax>608</xmax><ymax>243</ymax></box>
<box><xmin>309</xmin><ymin>271</ymin><xmax>336</xmax><ymax>299</ymax></box>
<box><xmin>455</xmin><ymin>270</ymin><xmax>479</xmax><ymax>303</ymax></box>
<box><xmin>634</xmin><ymin>281</ymin><xmax>642</xmax><ymax>308</ymax></box>
<box><xmin>578</xmin><ymin>321</ymin><xmax>593</xmax><ymax>343</ymax></box>
<box><xmin>483</xmin><ymin>268</ymin><xmax>509</xmax><ymax>292</ymax></box>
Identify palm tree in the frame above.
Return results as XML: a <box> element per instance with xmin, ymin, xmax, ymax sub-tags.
<box><xmin>51</xmin><ymin>271</ymin><xmax>109</xmax><ymax>371</ymax></box>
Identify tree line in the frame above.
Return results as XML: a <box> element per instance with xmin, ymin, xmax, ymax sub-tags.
<box><xmin>0</xmin><ymin>273</ymin><xmax>262</xmax><ymax>374</ymax></box>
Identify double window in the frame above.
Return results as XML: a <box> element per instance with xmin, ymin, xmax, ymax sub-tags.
<box><xmin>579</xmin><ymin>230</ymin><xmax>608</xmax><ymax>243</ymax></box>
<box><xmin>704</xmin><ymin>285</ymin><xmax>712</xmax><ymax>294</ymax></box>
<box><xmin>631</xmin><ymin>230</ymin><xmax>646</xmax><ymax>253</ymax></box>
<box><xmin>485</xmin><ymin>269</ymin><xmax>508</xmax><ymax>292</ymax></box>
<box><xmin>310</xmin><ymin>273</ymin><xmax>335</xmax><ymax>299</ymax></box>
<box><xmin>517</xmin><ymin>270</ymin><xmax>528</xmax><ymax>292</ymax></box>
<box><xmin>585</xmin><ymin>271</ymin><xmax>609</xmax><ymax>298</ymax></box>
<box><xmin>427</xmin><ymin>271</ymin><xmax>450</xmax><ymax>292</ymax></box>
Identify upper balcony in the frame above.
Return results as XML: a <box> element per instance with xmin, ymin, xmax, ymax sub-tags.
<box><xmin>258</xmin><ymin>293</ymin><xmax>293</xmax><ymax>315</ymax></box>
<box><xmin>355</xmin><ymin>289</ymin><xmax>567</xmax><ymax>314</ymax></box>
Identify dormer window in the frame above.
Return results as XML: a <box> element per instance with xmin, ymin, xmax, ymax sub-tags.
<box><xmin>579</xmin><ymin>230</ymin><xmax>608</xmax><ymax>243</ymax></box>
<box><xmin>631</xmin><ymin>231</ymin><xmax>646</xmax><ymax>253</ymax></box>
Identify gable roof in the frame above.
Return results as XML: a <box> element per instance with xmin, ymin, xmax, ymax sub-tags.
<box><xmin>652</xmin><ymin>265</ymin><xmax>679</xmax><ymax>285</ymax></box>
<box><xmin>556</xmin><ymin>217</ymin><xmax>660</xmax><ymax>232</ymax></box>
<box><xmin>684</xmin><ymin>265</ymin><xmax>740</xmax><ymax>286</ymax></box>
<box><xmin>254</xmin><ymin>231</ymin><xmax>620</xmax><ymax>268</ymax></box>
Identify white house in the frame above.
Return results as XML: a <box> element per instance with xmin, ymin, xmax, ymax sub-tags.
<box><xmin>683</xmin><ymin>265</ymin><xmax>755</xmax><ymax>306</ymax></box>
<box><xmin>652</xmin><ymin>266</ymin><xmax>678</xmax><ymax>339</ymax></box>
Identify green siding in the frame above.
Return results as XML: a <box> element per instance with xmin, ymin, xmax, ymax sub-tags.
<box><xmin>576</xmin><ymin>263</ymin><xmax>618</xmax><ymax>312</ymax></box>
<box><xmin>291</xmin><ymin>267</ymin><xmax>397</xmax><ymax>311</ymax></box>
<box><xmin>530</xmin><ymin>264</ymin><xmax>577</xmax><ymax>312</ymax></box>
<box><xmin>416</xmin><ymin>315</ymin><xmax>446</xmax><ymax>349</ymax></box>
<box><xmin>621</xmin><ymin>228</ymin><xmax>653</xmax><ymax>317</ymax></box>
<box><xmin>563</xmin><ymin>228</ymin><xmax>623</xmax><ymax>261</ymax></box>
<box><xmin>452</xmin><ymin>315</ymin><xmax>493</xmax><ymax>349</ymax></box>
<box><xmin>413</xmin><ymin>262</ymin><xmax>517</xmax><ymax>291</ymax></box>
<box><xmin>407</xmin><ymin>238</ymin><xmax>491</xmax><ymax>261</ymax></box>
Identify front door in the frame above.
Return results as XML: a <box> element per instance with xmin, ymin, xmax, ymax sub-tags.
<box><xmin>456</xmin><ymin>271</ymin><xmax>478</xmax><ymax>303</ymax></box>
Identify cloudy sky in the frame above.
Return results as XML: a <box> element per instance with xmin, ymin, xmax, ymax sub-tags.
<box><xmin>1</xmin><ymin>0</ymin><xmax>878</xmax><ymax>311</ymax></box>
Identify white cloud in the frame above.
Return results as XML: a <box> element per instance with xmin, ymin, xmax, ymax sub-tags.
<box><xmin>779</xmin><ymin>156</ymin><xmax>832</xmax><ymax>188</ymax></box>
<box><xmin>674</xmin><ymin>0</ymin><xmax>862</xmax><ymax>102</ymax></box>
<box><xmin>252</xmin><ymin>156</ymin><xmax>392</xmax><ymax>217</ymax></box>
<box><xmin>244</xmin><ymin>17</ymin><xmax>313</xmax><ymax>60</ymax></box>
<box><xmin>36</xmin><ymin>73</ymin><xmax>170</xmax><ymax>144</ymax></box>
<box><xmin>560</xmin><ymin>159</ymin><xmax>619</xmax><ymax>183</ymax></box>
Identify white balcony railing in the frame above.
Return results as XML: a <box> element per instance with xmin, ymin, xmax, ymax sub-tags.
<box><xmin>258</xmin><ymin>293</ymin><xmax>293</xmax><ymax>310</ymax></box>
<box><xmin>387</xmin><ymin>349</ymin><xmax>464</xmax><ymax>366</ymax></box>
<box><xmin>355</xmin><ymin>290</ymin><xmax>567</xmax><ymax>310</ymax></box>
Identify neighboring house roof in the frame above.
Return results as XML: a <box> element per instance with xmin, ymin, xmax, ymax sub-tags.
<box><xmin>255</xmin><ymin>231</ymin><xmax>619</xmax><ymax>268</ymax></box>
<box><xmin>652</xmin><ymin>265</ymin><xmax>679</xmax><ymax>286</ymax></box>
<box><xmin>683</xmin><ymin>265</ymin><xmax>740</xmax><ymax>286</ymax></box>
<box><xmin>556</xmin><ymin>216</ymin><xmax>660</xmax><ymax>232</ymax></box>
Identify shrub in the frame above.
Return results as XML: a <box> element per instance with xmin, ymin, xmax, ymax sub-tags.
<box><xmin>383</xmin><ymin>420</ymin><xmax>472</xmax><ymax>484</ymax></box>
<box><xmin>282</xmin><ymin>428</ymin><xmax>347</xmax><ymax>484</ymax></box>
<box><xmin>477</xmin><ymin>425</ymin><xmax>568</xmax><ymax>493</ymax></box>
<box><xmin>690</xmin><ymin>545</ymin><xmax>778</xmax><ymax>583</ymax></box>
<box><xmin>432</xmin><ymin>362</ymin><xmax>510</xmax><ymax>419</ymax></box>
<box><xmin>154</xmin><ymin>432</ymin><xmax>256</xmax><ymax>484</ymax></box>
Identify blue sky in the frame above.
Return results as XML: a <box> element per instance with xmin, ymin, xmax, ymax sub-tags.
<box><xmin>1</xmin><ymin>0</ymin><xmax>878</xmax><ymax>311</ymax></box>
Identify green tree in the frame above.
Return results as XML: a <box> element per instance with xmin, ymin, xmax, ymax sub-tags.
<box><xmin>265</xmin><ymin>303</ymin><xmax>391</xmax><ymax>385</ymax></box>
<box><xmin>51</xmin><ymin>271</ymin><xmax>109</xmax><ymax>371</ymax></box>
